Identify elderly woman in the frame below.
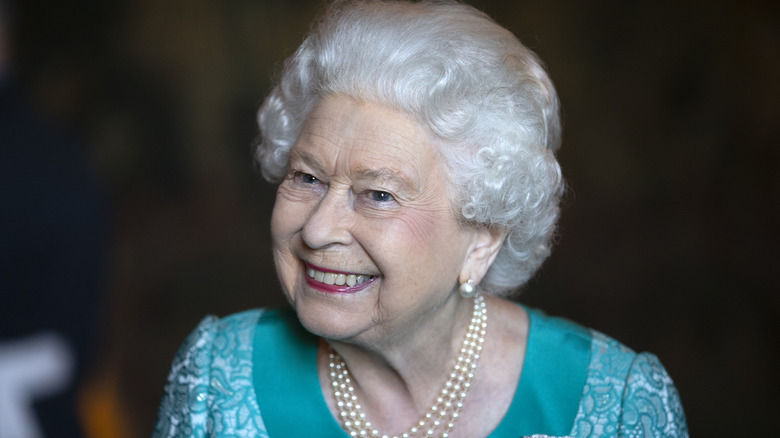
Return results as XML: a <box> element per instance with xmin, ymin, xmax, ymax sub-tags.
<box><xmin>153</xmin><ymin>1</ymin><xmax>687</xmax><ymax>437</ymax></box>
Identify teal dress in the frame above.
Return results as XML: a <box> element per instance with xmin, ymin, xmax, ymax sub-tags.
<box><xmin>152</xmin><ymin>307</ymin><xmax>688</xmax><ymax>437</ymax></box>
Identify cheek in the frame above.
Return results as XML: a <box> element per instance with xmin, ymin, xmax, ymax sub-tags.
<box><xmin>408</xmin><ymin>202</ymin><xmax>460</xmax><ymax>244</ymax></box>
<box><xmin>270</xmin><ymin>205</ymin><xmax>288</xmax><ymax>245</ymax></box>
<box><xmin>373</xmin><ymin>205</ymin><xmax>462</xmax><ymax>259</ymax></box>
<box><xmin>270</xmin><ymin>192</ymin><xmax>307</xmax><ymax>298</ymax></box>
<box><xmin>399</xmin><ymin>211</ymin><xmax>444</xmax><ymax>247</ymax></box>
<box><xmin>366</xmin><ymin>210</ymin><xmax>464</xmax><ymax>299</ymax></box>
<box><xmin>270</xmin><ymin>187</ymin><xmax>308</xmax><ymax>243</ymax></box>
<box><xmin>273</xmin><ymin>248</ymin><xmax>299</xmax><ymax>299</ymax></box>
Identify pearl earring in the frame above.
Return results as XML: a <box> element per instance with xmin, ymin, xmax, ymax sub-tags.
<box><xmin>459</xmin><ymin>278</ymin><xmax>476</xmax><ymax>298</ymax></box>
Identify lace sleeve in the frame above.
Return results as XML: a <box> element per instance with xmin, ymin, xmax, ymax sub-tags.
<box><xmin>152</xmin><ymin>311</ymin><xmax>268</xmax><ymax>438</ymax></box>
<box><xmin>152</xmin><ymin>316</ymin><xmax>220</xmax><ymax>438</ymax></box>
<box><xmin>571</xmin><ymin>332</ymin><xmax>688</xmax><ymax>437</ymax></box>
<box><xmin>618</xmin><ymin>353</ymin><xmax>688</xmax><ymax>437</ymax></box>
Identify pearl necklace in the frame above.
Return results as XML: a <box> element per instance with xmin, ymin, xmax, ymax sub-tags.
<box><xmin>328</xmin><ymin>294</ymin><xmax>487</xmax><ymax>438</ymax></box>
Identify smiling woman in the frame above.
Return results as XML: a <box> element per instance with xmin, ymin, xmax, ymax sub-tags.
<box><xmin>152</xmin><ymin>1</ymin><xmax>688</xmax><ymax>437</ymax></box>
<box><xmin>271</xmin><ymin>95</ymin><xmax>489</xmax><ymax>348</ymax></box>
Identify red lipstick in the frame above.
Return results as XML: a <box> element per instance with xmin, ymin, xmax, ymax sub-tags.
<box><xmin>304</xmin><ymin>263</ymin><xmax>377</xmax><ymax>294</ymax></box>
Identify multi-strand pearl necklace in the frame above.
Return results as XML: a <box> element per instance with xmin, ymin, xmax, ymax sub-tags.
<box><xmin>328</xmin><ymin>294</ymin><xmax>487</xmax><ymax>438</ymax></box>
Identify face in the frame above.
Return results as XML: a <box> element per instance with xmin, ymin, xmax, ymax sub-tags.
<box><xmin>270</xmin><ymin>94</ymin><xmax>480</xmax><ymax>345</ymax></box>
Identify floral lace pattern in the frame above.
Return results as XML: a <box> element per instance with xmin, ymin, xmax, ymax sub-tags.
<box><xmin>152</xmin><ymin>310</ymin><xmax>687</xmax><ymax>437</ymax></box>
<box><xmin>571</xmin><ymin>331</ymin><xmax>688</xmax><ymax>437</ymax></box>
<box><xmin>152</xmin><ymin>310</ymin><xmax>269</xmax><ymax>437</ymax></box>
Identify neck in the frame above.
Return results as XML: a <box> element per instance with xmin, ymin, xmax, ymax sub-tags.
<box><xmin>321</xmin><ymin>293</ymin><xmax>481</xmax><ymax>431</ymax></box>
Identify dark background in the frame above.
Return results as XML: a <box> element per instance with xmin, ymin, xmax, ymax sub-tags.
<box><xmin>7</xmin><ymin>0</ymin><xmax>778</xmax><ymax>436</ymax></box>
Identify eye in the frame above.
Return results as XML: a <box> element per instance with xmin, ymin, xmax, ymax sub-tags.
<box><xmin>368</xmin><ymin>190</ymin><xmax>395</xmax><ymax>202</ymax></box>
<box><xmin>295</xmin><ymin>172</ymin><xmax>321</xmax><ymax>184</ymax></box>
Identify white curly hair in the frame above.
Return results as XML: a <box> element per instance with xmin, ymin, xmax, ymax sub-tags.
<box><xmin>255</xmin><ymin>0</ymin><xmax>564</xmax><ymax>296</ymax></box>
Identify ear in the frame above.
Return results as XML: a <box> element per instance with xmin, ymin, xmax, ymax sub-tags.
<box><xmin>459</xmin><ymin>227</ymin><xmax>507</xmax><ymax>285</ymax></box>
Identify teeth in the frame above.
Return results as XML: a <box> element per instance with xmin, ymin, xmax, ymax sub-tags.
<box><xmin>307</xmin><ymin>267</ymin><xmax>371</xmax><ymax>287</ymax></box>
<box><xmin>323</xmin><ymin>273</ymin><xmax>336</xmax><ymax>285</ymax></box>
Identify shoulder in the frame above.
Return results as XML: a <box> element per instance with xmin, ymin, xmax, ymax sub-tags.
<box><xmin>152</xmin><ymin>309</ymin><xmax>269</xmax><ymax>438</ymax></box>
<box><xmin>525</xmin><ymin>307</ymin><xmax>592</xmax><ymax>345</ymax></box>
<box><xmin>168</xmin><ymin>309</ymin><xmax>265</xmax><ymax>374</ymax></box>
<box><xmin>201</xmin><ymin>308</ymin><xmax>266</xmax><ymax>335</ymax></box>
<box><xmin>571</xmin><ymin>330</ymin><xmax>689</xmax><ymax>437</ymax></box>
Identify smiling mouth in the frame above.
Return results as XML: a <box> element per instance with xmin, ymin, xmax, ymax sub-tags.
<box><xmin>306</xmin><ymin>265</ymin><xmax>376</xmax><ymax>287</ymax></box>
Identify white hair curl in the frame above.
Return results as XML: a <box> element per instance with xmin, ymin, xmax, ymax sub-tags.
<box><xmin>256</xmin><ymin>0</ymin><xmax>564</xmax><ymax>296</ymax></box>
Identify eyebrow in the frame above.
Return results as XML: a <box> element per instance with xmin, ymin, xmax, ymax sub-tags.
<box><xmin>353</xmin><ymin>167</ymin><xmax>417</xmax><ymax>194</ymax></box>
<box><xmin>289</xmin><ymin>149</ymin><xmax>328</xmax><ymax>176</ymax></box>
<box><xmin>291</xmin><ymin>150</ymin><xmax>417</xmax><ymax>193</ymax></box>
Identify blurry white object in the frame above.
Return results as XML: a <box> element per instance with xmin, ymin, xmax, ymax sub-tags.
<box><xmin>0</xmin><ymin>333</ymin><xmax>74</xmax><ymax>438</ymax></box>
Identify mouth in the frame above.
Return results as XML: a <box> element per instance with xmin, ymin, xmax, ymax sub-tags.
<box><xmin>304</xmin><ymin>263</ymin><xmax>377</xmax><ymax>293</ymax></box>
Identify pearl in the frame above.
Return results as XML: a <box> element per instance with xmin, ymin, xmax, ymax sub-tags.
<box><xmin>328</xmin><ymin>295</ymin><xmax>487</xmax><ymax>438</ymax></box>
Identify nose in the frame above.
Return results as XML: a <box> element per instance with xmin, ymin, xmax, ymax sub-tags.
<box><xmin>301</xmin><ymin>188</ymin><xmax>353</xmax><ymax>249</ymax></box>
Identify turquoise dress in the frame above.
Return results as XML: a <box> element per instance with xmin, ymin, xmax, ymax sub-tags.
<box><xmin>152</xmin><ymin>307</ymin><xmax>688</xmax><ymax>437</ymax></box>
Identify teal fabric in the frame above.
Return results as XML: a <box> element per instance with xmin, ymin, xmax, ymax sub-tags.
<box><xmin>490</xmin><ymin>308</ymin><xmax>591</xmax><ymax>437</ymax></box>
<box><xmin>152</xmin><ymin>307</ymin><xmax>688</xmax><ymax>437</ymax></box>
<box><xmin>153</xmin><ymin>309</ymin><xmax>268</xmax><ymax>437</ymax></box>
<box><xmin>569</xmin><ymin>332</ymin><xmax>688</xmax><ymax>437</ymax></box>
<box><xmin>250</xmin><ymin>308</ymin><xmax>686</xmax><ymax>437</ymax></box>
<box><xmin>250</xmin><ymin>307</ymin><xmax>589</xmax><ymax>436</ymax></box>
<box><xmin>252</xmin><ymin>309</ymin><xmax>345</xmax><ymax>436</ymax></box>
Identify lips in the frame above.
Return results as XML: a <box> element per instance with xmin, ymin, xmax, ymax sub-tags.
<box><xmin>305</xmin><ymin>263</ymin><xmax>377</xmax><ymax>293</ymax></box>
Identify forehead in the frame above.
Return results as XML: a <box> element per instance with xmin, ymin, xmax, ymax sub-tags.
<box><xmin>292</xmin><ymin>95</ymin><xmax>437</xmax><ymax>178</ymax></box>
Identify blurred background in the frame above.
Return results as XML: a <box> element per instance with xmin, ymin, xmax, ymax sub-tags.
<box><xmin>1</xmin><ymin>0</ymin><xmax>777</xmax><ymax>436</ymax></box>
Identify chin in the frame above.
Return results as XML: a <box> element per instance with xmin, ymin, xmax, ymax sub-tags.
<box><xmin>291</xmin><ymin>293</ymin><xmax>374</xmax><ymax>342</ymax></box>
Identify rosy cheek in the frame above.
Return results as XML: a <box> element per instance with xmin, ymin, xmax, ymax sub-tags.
<box><xmin>379</xmin><ymin>205</ymin><xmax>457</xmax><ymax>254</ymax></box>
<box><xmin>403</xmin><ymin>211</ymin><xmax>441</xmax><ymax>243</ymax></box>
